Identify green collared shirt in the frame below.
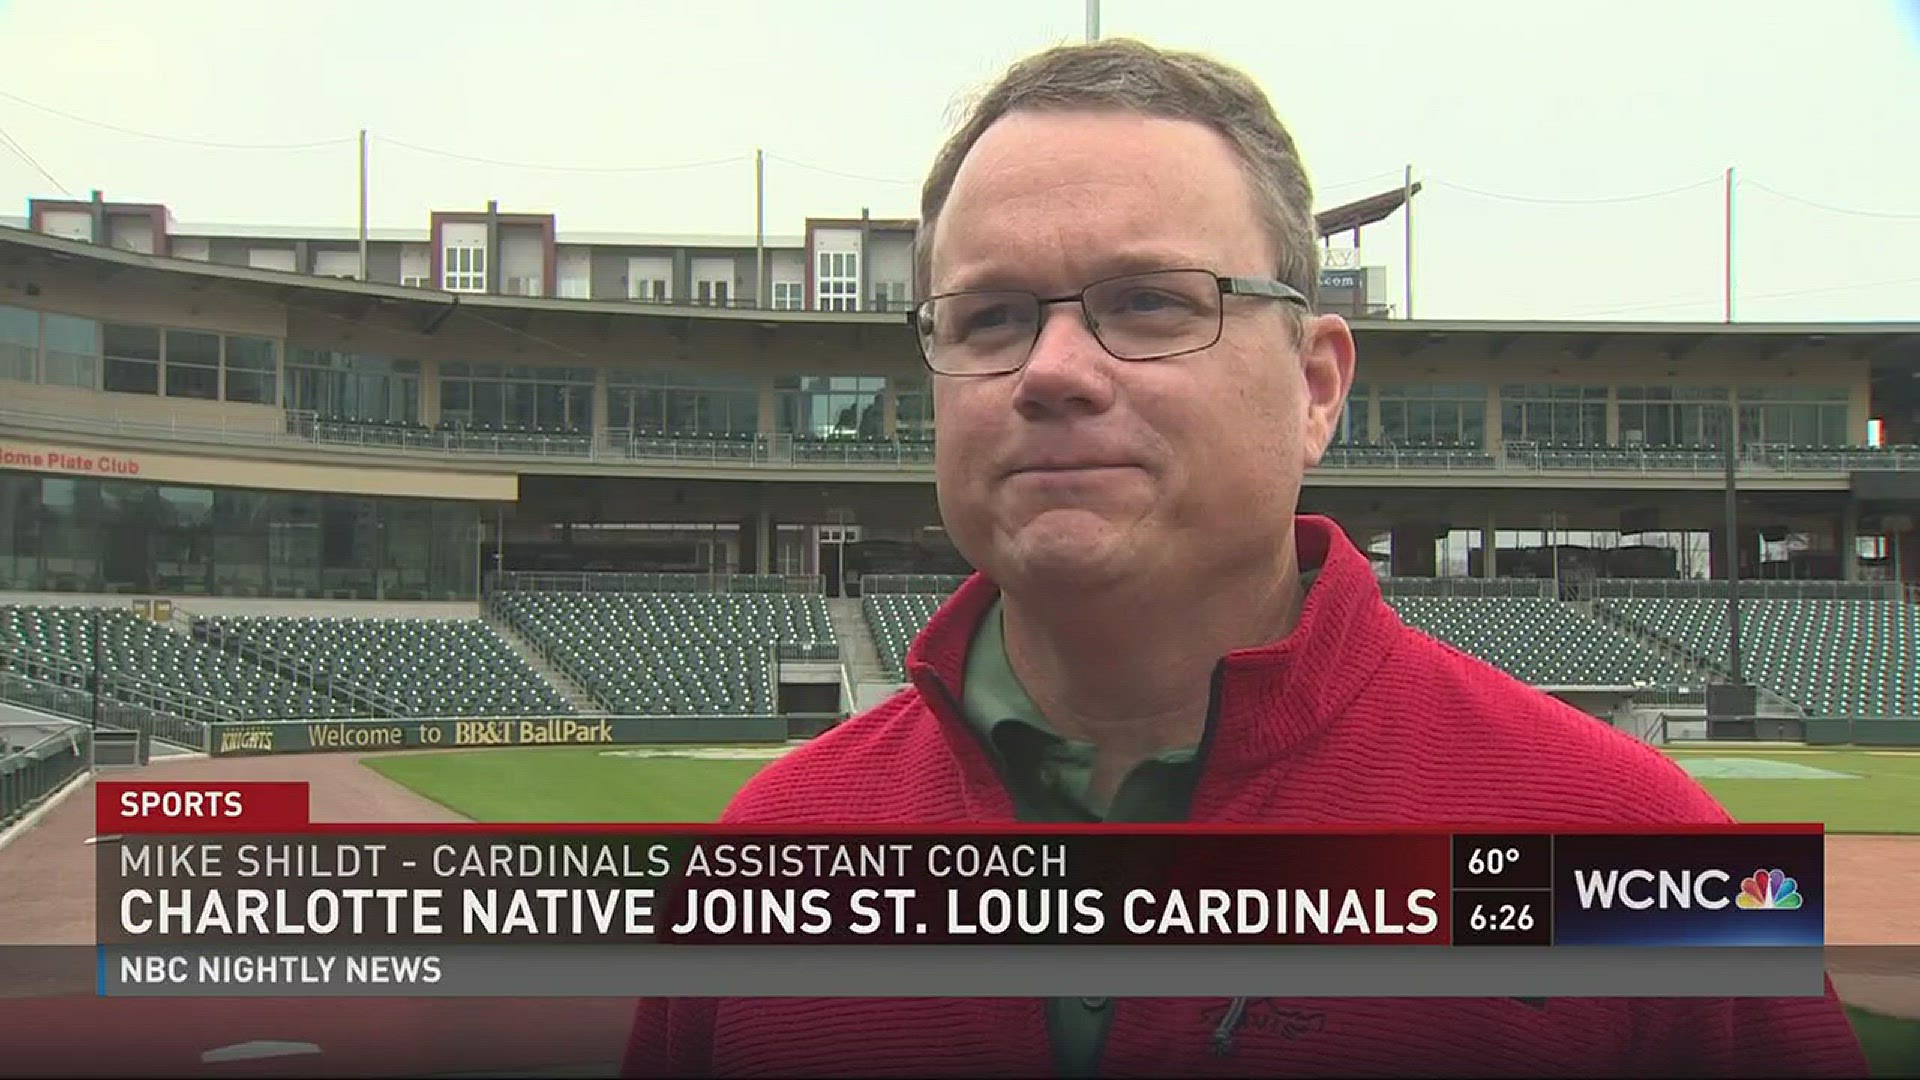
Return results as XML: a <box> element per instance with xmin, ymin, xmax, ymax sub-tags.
<box><xmin>959</xmin><ymin>598</ymin><xmax>1203</xmax><ymax>1077</ymax></box>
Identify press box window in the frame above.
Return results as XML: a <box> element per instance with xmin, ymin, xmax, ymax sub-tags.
<box><xmin>224</xmin><ymin>336</ymin><xmax>279</xmax><ymax>405</ymax></box>
<box><xmin>103</xmin><ymin>323</ymin><xmax>161</xmax><ymax>396</ymax></box>
<box><xmin>165</xmin><ymin>329</ymin><xmax>221</xmax><ymax>401</ymax></box>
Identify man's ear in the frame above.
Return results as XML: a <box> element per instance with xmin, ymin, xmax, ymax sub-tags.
<box><xmin>1298</xmin><ymin>313</ymin><xmax>1358</xmax><ymax>467</ymax></box>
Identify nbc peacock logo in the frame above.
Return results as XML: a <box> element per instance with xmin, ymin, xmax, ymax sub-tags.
<box><xmin>1735</xmin><ymin>869</ymin><xmax>1803</xmax><ymax>910</ymax></box>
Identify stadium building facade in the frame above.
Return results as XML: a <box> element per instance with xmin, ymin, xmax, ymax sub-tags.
<box><xmin>0</xmin><ymin>192</ymin><xmax>1914</xmax><ymax>753</ymax></box>
<box><xmin>1</xmin><ymin>193</ymin><xmax>1913</xmax><ymax>598</ymax></box>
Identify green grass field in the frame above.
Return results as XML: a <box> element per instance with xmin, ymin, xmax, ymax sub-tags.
<box><xmin>1663</xmin><ymin>747</ymin><xmax>1920</xmax><ymax>834</ymax></box>
<box><xmin>365</xmin><ymin>743</ymin><xmax>1920</xmax><ymax>1077</ymax></box>
<box><xmin>362</xmin><ymin>747</ymin><xmax>770</xmax><ymax>822</ymax></box>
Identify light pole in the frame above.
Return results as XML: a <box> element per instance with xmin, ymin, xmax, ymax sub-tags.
<box><xmin>1722</xmin><ymin>402</ymin><xmax>1743</xmax><ymax>688</ymax></box>
<box><xmin>89</xmin><ymin>606</ymin><xmax>103</xmax><ymax>732</ymax></box>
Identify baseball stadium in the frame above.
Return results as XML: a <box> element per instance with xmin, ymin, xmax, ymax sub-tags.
<box><xmin>0</xmin><ymin>181</ymin><xmax>1915</xmax><ymax>1077</ymax></box>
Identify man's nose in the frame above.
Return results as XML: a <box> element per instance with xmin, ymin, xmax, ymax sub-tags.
<box><xmin>1012</xmin><ymin>302</ymin><xmax>1115</xmax><ymax>415</ymax></box>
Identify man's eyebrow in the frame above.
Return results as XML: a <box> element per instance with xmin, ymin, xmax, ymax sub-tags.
<box><xmin>934</xmin><ymin>247</ymin><xmax>1216</xmax><ymax>294</ymax></box>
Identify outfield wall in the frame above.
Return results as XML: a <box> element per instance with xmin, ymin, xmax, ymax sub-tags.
<box><xmin>198</xmin><ymin>714</ymin><xmax>834</xmax><ymax>757</ymax></box>
<box><xmin>1804</xmin><ymin>719</ymin><xmax>1920</xmax><ymax>746</ymax></box>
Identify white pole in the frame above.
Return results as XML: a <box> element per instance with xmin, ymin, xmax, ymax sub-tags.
<box><xmin>1085</xmin><ymin>0</ymin><xmax>1100</xmax><ymax>40</ymax></box>
<box><xmin>755</xmin><ymin>149</ymin><xmax>767</xmax><ymax>308</ymax></box>
<box><xmin>358</xmin><ymin>130</ymin><xmax>369</xmax><ymax>281</ymax></box>
<box><xmin>1723</xmin><ymin>165</ymin><xmax>1735</xmax><ymax>323</ymax></box>
<box><xmin>1402</xmin><ymin>163</ymin><xmax>1414</xmax><ymax>319</ymax></box>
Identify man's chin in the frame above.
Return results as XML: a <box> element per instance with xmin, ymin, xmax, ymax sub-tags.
<box><xmin>991</xmin><ymin>523</ymin><xmax>1138</xmax><ymax>593</ymax></box>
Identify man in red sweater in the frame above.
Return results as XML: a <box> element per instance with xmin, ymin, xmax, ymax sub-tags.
<box><xmin>624</xmin><ymin>38</ymin><xmax>1868</xmax><ymax>1078</ymax></box>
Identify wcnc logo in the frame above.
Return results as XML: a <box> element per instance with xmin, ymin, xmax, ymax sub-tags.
<box><xmin>1573</xmin><ymin>867</ymin><xmax>1803</xmax><ymax>911</ymax></box>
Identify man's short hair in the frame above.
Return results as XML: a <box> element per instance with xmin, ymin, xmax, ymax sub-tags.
<box><xmin>914</xmin><ymin>38</ymin><xmax>1321</xmax><ymax>312</ymax></box>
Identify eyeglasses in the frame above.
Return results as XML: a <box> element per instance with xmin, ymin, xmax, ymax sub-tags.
<box><xmin>908</xmin><ymin>267</ymin><xmax>1309</xmax><ymax>377</ymax></box>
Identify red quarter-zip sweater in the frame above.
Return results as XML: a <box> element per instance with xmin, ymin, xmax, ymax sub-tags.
<box><xmin>622</xmin><ymin>515</ymin><xmax>1868</xmax><ymax>1078</ymax></box>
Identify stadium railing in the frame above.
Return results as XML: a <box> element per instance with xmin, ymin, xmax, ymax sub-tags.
<box><xmin>858</xmin><ymin>574</ymin><xmax>969</xmax><ymax>595</ymax></box>
<box><xmin>0</xmin><ymin>721</ymin><xmax>91</xmax><ymax>829</ymax></box>
<box><xmin>485</xmin><ymin>571</ymin><xmax>825</xmax><ymax>595</ymax></box>
<box><xmin>1378</xmin><ymin>577</ymin><xmax>1554</xmax><ymax>598</ymax></box>
<box><xmin>8</xmin><ymin>403</ymin><xmax>1915</xmax><ymax>476</ymax></box>
<box><xmin>1319</xmin><ymin>441</ymin><xmax>1920</xmax><ymax>475</ymax></box>
<box><xmin>1579</xmin><ymin>578</ymin><xmax>1902</xmax><ymax>601</ymax></box>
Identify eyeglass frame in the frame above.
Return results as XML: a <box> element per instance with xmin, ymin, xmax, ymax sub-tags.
<box><xmin>907</xmin><ymin>268</ymin><xmax>1312</xmax><ymax>377</ymax></box>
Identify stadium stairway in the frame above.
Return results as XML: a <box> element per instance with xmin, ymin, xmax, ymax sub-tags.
<box><xmin>482</xmin><ymin>611</ymin><xmax>607</xmax><ymax>716</ymax></box>
<box><xmin>1570</xmin><ymin>597</ymin><xmax>1712</xmax><ymax>683</ymax></box>
<box><xmin>826</xmin><ymin>597</ymin><xmax>899</xmax><ymax>711</ymax></box>
<box><xmin>1585</xmin><ymin>598</ymin><xmax>1805</xmax><ymax>718</ymax></box>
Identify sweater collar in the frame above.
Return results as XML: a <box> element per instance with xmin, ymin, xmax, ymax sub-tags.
<box><xmin>905</xmin><ymin>515</ymin><xmax>1398</xmax><ymax>778</ymax></box>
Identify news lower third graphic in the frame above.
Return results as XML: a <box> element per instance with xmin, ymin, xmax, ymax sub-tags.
<box><xmin>87</xmin><ymin>782</ymin><xmax>1829</xmax><ymax>998</ymax></box>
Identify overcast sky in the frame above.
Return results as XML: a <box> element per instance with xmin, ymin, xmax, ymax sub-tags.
<box><xmin>0</xmin><ymin>0</ymin><xmax>1915</xmax><ymax>323</ymax></box>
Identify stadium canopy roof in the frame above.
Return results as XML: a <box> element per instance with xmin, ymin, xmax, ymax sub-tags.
<box><xmin>1316</xmin><ymin>183</ymin><xmax>1420</xmax><ymax>238</ymax></box>
<box><xmin>1</xmin><ymin>226</ymin><xmax>1915</xmax><ymax>372</ymax></box>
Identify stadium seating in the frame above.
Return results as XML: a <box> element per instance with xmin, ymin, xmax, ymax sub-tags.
<box><xmin>5</xmin><ymin>578</ymin><xmax>1907</xmax><ymax>735</ymax></box>
<box><xmin>193</xmin><ymin>615</ymin><xmax>573</xmax><ymax>718</ymax></box>
<box><xmin>494</xmin><ymin>592</ymin><xmax>835</xmax><ymax>715</ymax></box>
<box><xmin>859</xmin><ymin>583</ymin><xmax>1697</xmax><ymax>691</ymax></box>
<box><xmin>862</xmin><ymin>593</ymin><xmax>949</xmax><ymax>681</ymax></box>
<box><xmin>1384</xmin><ymin>596</ymin><xmax>1696</xmax><ymax>688</ymax></box>
<box><xmin>1596</xmin><ymin>596</ymin><xmax>1920</xmax><ymax>718</ymax></box>
<box><xmin>0</xmin><ymin>605</ymin><xmax>342</xmax><ymax>719</ymax></box>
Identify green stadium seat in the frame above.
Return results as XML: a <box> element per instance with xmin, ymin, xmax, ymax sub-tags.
<box><xmin>860</xmin><ymin>590</ymin><xmax>957</xmax><ymax>681</ymax></box>
<box><xmin>192</xmin><ymin>615</ymin><xmax>572</xmax><ymax>718</ymax></box>
<box><xmin>493</xmin><ymin>591</ymin><xmax>837</xmax><ymax>716</ymax></box>
<box><xmin>1596</xmin><ymin>594</ymin><xmax>1919</xmax><ymax>718</ymax></box>
<box><xmin>0</xmin><ymin>605</ymin><xmax>342</xmax><ymax>720</ymax></box>
<box><xmin>1382</xmin><ymin>596</ymin><xmax>1694</xmax><ymax>690</ymax></box>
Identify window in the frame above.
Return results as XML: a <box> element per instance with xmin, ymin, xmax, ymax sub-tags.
<box><xmin>630</xmin><ymin>278</ymin><xmax>669</xmax><ymax>302</ymax></box>
<box><xmin>816</xmin><ymin>251</ymin><xmax>859</xmax><ymax>312</ymax></box>
<box><xmin>1618</xmin><ymin>386</ymin><xmax>1729</xmax><ymax>448</ymax></box>
<box><xmin>1377</xmin><ymin>384</ymin><xmax>1487</xmax><ymax>446</ymax></box>
<box><xmin>224</xmin><ymin>336</ymin><xmax>279</xmax><ymax>405</ymax></box>
<box><xmin>0</xmin><ymin>305</ymin><xmax>37</xmax><ymax>382</ymax></box>
<box><xmin>870</xmin><ymin>281</ymin><xmax>909</xmax><ymax>312</ymax></box>
<box><xmin>443</xmin><ymin>244</ymin><xmax>487</xmax><ymax>292</ymax></box>
<box><xmin>893</xmin><ymin>383</ymin><xmax>935</xmax><ymax>441</ymax></box>
<box><xmin>776</xmin><ymin>375</ymin><xmax>885</xmax><ymax>439</ymax></box>
<box><xmin>40</xmin><ymin>314</ymin><xmax>98</xmax><ymax>388</ymax></box>
<box><xmin>1499</xmin><ymin>385</ymin><xmax>1607</xmax><ymax>447</ymax></box>
<box><xmin>818</xmin><ymin>279</ymin><xmax>857</xmax><ymax>312</ymax></box>
<box><xmin>286</xmin><ymin>348</ymin><xmax>420</xmax><ymax>424</ymax></box>
<box><xmin>695</xmin><ymin>279</ymin><xmax>731</xmax><ymax>306</ymax></box>
<box><xmin>607</xmin><ymin>371</ymin><xmax>758</xmax><ymax>437</ymax></box>
<box><xmin>1334</xmin><ymin>383</ymin><xmax>1369</xmax><ymax>445</ymax></box>
<box><xmin>0</xmin><ymin>308</ymin><xmax>284</xmax><ymax>402</ymax></box>
<box><xmin>164</xmin><ymin>329</ymin><xmax>221</xmax><ymax>400</ymax></box>
<box><xmin>440</xmin><ymin>363</ymin><xmax>595</xmax><ymax>433</ymax></box>
<box><xmin>0</xmin><ymin>472</ymin><xmax>481</xmax><ymax>600</ymax></box>
<box><xmin>771</xmin><ymin>281</ymin><xmax>803</xmax><ymax>310</ymax></box>
<box><xmin>102</xmin><ymin>323</ymin><xmax>161</xmax><ymax>396</ymax></box>
<box><xmin>1736</xmin><ymin>386</ymin><xmax>1851</xmax><ymax>448</ymax></box>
